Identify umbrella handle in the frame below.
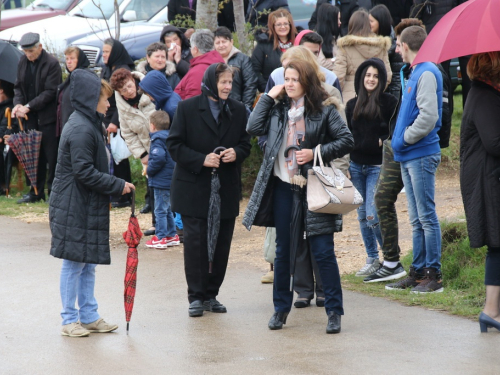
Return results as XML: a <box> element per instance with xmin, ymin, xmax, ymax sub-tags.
<box><xmin>131</xmin><ymin>189</ymin><xmax>136</xmax><ymax>217</ymax></box>
<box><xmin>212</xmin><ymin>147</ymin><xmax>227</xmax><ymax>173</ymax></box>
<box><xmin>5</xmin><ymin>108</ymin><xmax>11</xmax><ymax>130</ymax></box>
<box><xmin>17</xmin><ymin>116</ymin><xmax>26</xmax><ymax>132</ymax></box>
<box><xmin>284</xmin><ymin>145</ymin><xmax>300</xmax><ymax>157</ymax></box>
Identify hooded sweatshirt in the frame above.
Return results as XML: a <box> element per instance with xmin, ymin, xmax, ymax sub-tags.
<box><xmin>160</xmin><ymin>25</ymin><xmax>193</xmax><ymax>78</ymax></box>
<box><xmin>139</xmin><ymin>70</ymin><xmax>181</xmax><ymax>122</ymax></box>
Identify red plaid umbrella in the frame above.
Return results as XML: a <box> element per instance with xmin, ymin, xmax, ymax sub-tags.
<box><xmin>5</xmin><ymin>116</ymin><xmax>42</xmax><ymax>196</ymax></box>
<box><xmin>122</xmin><ymin>190</ymin><xmax>142</xmax><ymax>333</ymax></box>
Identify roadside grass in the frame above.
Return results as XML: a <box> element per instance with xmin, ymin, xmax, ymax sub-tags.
<box><xmin>342</xmin><ymin>221</ymin><xmax>486</xmax><ymax>320</ymax></box>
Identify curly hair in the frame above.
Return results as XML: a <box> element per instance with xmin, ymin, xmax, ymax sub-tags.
<box><xmin>467</xmin><ymin>52</ymin><xmax>500</xmax><ymax>83</ymax></box>
<box><xmin>394</xmin><ymin>18</ymin><xmax>425</xmax><ymax>37</ymax></box>
<box><xmin>109</xmin><ymin>68</ymin><xmax>134</xmax><ymax>91</ymax></box>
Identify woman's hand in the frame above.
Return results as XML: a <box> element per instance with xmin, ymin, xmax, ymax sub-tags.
<box><xmin>267</xmin><ymin>84</ymin><xmax>285</xmax><ymax>99</ymax></box>
<box><xmin>107</xmin><ymin>123</ymin><xmax>118</xmax><ymax>133</ymax></box>
<box><xmin>141</xmin><ymin>154</ymin><xmax>149</xmax><ymax>165</ymax></box>
<box><xmin>122</xmin><ymin>182</ymin><xmax>135</xmax><ymax>195</ymax></box>
<box><xmin>220</xmin><ymin>148</ymin><xmax>236</xmax><ymax>163</ymax></box>
<box><xmin>296</xmin><ymin>149</ymin><xmax>313</xmax><ymax>165</ymax></box>
<box><xmin>173</xmin><ymin>44</ymin><xmax>182</xmax><ymax>64</ymax></box>
<box><xmin>203</xmin><ymin>152</ymin><xmax>221</xmax><ymax>168</ymax></box>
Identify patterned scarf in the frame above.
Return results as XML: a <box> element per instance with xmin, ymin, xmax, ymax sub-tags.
<box><xmin>279</xmin><ymin>39</ymin><xmax>293</xmax><ymax>52</ymax></box>
<box><xmin>477</xmin><ymin>78</ymin><xmax>500</xmax><ymax>93</ymax></box>
<box><xmin>285</xmin><ymin>97</ymin><xmax>305</xmax><ymax>179</ymax></box>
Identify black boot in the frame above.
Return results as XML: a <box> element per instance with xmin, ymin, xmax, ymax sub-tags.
<box><xmin>326</xmin><ymin>311</ymin><xmax>341</xmax><ymax>334</ymax></box>
<box><xmin>268</xmin><ymin>312</ymin><xmax>289</xmax><ymax>330</ymax></box>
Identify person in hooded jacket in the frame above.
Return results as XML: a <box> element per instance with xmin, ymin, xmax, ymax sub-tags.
<box><xmin>136</xmin><ymin>42</ymin><xmax>181</xmax><ymax>90</ymax></box>
<box><xmin>49</xmin><ymin>69</ymin><xmax>135</xmax><ymax>337</ymax></box>
<box><xmin>345</xmin><ymin>58</ymin><xmax>397</xmax><ymax>278</ymax></box>
<box><xmin>139</xmin><ymin>70</ymin><xmax>181</xmax><ymax>123</ymax></box>
<box><xmin>56</xmin><ymin>46</ymin><xmax>90</xmax><ymax>137</ymax></box>
<box><xmin>101</xmin><ymin>38</ymin><xmax>136</xmax><ymax>208</ymax></box>
<box><xmin>161</xmin><ymin>25</ymin><xmax>194</xmax><ymax>79</ymax></box>
<box><xmin>167</xmin><ymin>63</ymin><xmax>251</xmax><ymax>317</ymax></box>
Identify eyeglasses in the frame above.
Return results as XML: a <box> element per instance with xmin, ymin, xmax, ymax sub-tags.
<box><xmin>275</xmin><ymin>23</ymin><xmax>290</xmax><ymax>28</ymax></box>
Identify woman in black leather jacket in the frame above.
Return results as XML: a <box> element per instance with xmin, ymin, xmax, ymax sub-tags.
<box><xmin>243</xmin><ymin>59</ymin><xmax>353</xmax><ymax>334</ymax></box>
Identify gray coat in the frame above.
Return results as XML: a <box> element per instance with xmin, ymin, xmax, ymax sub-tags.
<box><xmin>242</xmin><ymin>94</ymin><xmax>354</xmax><ymax>237</ymax></box>
<box><xmin>49</xmin><ymin>70</ymin><xmax>125</xmax><ymax>264</ymax></box>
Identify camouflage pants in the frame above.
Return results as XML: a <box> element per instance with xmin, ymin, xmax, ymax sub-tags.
<box><xmin>374</xmin><ymin>140</ymin><xmax>404</xmax><ymax>262</ymax></box>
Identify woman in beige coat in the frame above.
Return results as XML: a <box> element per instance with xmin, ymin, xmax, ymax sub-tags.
<box><xmin>333</xmin><ymin>10</ymin><xmax>392</xmax><ymax>103</ymax></box>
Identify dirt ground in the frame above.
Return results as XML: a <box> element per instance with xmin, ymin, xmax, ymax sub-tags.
<box><xmin>17</xmin><ymin>169</ymin><xmax>464</xmax><ymax>276</ymax></box>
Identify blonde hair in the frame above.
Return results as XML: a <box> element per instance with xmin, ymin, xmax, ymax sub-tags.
<box><xmin>281</xmin><ymin>46</ymin><xmax>326</xmax><ymax>82</ymax></box>
<box><xmin>64</xmin><ymin>46</ymin><xmax>80</xmax><ymax>57</ymax></box>
<box><xmin>100</xmin><ymin>79</ymin><xmax>113</xmax><ymax>98</ymax></box>
<box><xmin>467</xmin><ymin>52</ymin><xmax>500</xmax><ymax>83</ymax></box>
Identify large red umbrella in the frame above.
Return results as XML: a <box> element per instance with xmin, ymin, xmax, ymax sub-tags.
<box><xmin>412</xmin><ymin>0</ymin><xmax>500</xmax><ymax>66</ymax></box>
<box><xmin>122</xmin><ymin>190</ymin><xmax>142</xmax><ymax>333</ymax></box>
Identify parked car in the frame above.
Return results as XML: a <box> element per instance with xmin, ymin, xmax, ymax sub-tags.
<box><xmin>0</xmin><ymin>0</ymin><xmax>81</xmax><ymax>31</ymax></box>
<box><xmin>72</xmin><ymin>5</ymin><xmax>168</xmax><ymax>67</ymax></box>
<box><xmin>289</xmin><ymin>0</ymin><xmax>315</xmax><ymax>29</ymax></box>
<box><xmin>0</xmin><ymin>0</ymin><xmax>166</xmax><ymax>58</ymax></box>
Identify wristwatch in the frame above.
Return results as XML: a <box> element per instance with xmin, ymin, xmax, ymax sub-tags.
<box><xmin>25</xmin><ymin>104</ymin><xmax>30</xmax><ymax>109</ymax></box>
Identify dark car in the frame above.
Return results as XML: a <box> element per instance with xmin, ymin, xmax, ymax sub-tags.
<box><xmin>0</xmin><ymin>0</ymin><xmax>81</xmax><ymax>31</ymax></box>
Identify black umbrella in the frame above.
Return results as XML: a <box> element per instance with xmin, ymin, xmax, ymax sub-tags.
<box><xmin>0</xmin><ymin>40</ymin><xmax>23</xmax><ymax>84</ymax></box>
<box><xmin>207</xmin><ymin>146</ymin><xmax>226</xmax><ymax>273</ymax></box>
<box><xmin>284</xmin><ymin>145</ymin><xmax>308</xmax><ymax>291</ymax></box>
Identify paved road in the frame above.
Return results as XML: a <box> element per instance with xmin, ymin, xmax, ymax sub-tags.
<box><xmin>0</xmin><ymin>217</ymin><xmax>498</xmax><ymax>374</ymax></box>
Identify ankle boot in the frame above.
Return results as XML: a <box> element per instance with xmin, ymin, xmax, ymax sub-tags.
<box><xmin>326</xmin><ymin>311</ymin><xmax>341</xmax><ymax>334</ymax></box>
<box><xmin>268</xmin><ymin>312</ymin><xmax>289</xmax><ymax>330</ymax></box>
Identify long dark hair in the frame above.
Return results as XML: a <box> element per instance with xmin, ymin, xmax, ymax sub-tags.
<box><xmin>285</xmin><ymin>60</ymin><xmax>328</xmax><ymax>115</ymax></box>
<box><xmin>348</xmin><ymin>10</ymin><xmax>372</xmax><ymax>37</ymax></box>
<box><xmin>369</xmin><ymin>5</ymin><xmax>393</xmax><ymax>37</ymax></box>
<box><xmin>353</xmin><ymin>64</ymin><xmax>384</xmax><ymax>121</ymax></box>
<box><xmin>315</xmin><ymin>4</ymin><xmax>340</xmax><ymax>59</ymax></box>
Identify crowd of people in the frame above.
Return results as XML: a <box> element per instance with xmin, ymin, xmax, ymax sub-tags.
<box><xmin>0</xmin><ymin>0</ymin><xmax>499</xmax><ymax>339</ymax></box>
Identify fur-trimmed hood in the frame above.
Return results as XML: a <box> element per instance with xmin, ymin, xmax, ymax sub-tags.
<box><xmin>136</xmin><ymin>60</ymin><xmax>177</xmax><ymax>77</ymax></box>
<box><xmin>336</xmin><ymin>35</ymin><xmax>392</xmax><ymax>58</ymax></box>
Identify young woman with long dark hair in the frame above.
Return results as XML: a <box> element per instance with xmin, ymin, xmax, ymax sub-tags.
<box><xmin>314</xmin><ymin>3</ymin><xmax>341</xmax><ymax>71</ymax></box>
<box><xmin>345</xmin><ymin>58</ymin><xmax>398</xmax><ymax>278</ymax></box>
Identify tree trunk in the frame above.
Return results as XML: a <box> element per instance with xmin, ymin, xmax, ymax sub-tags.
<box><xmin>196</xmin><ymin>0</ymin><xmax>219</xmax><ymax>31</ymax></box>
<box><xmin>114</xmin><ymin>0</ymin><xmax>120</xmax><ymax>40</ymax></box>
<box><xmin>233</xmin><ymin>0</ymin><xmax>250</xmax><ymax>54</ymax></box>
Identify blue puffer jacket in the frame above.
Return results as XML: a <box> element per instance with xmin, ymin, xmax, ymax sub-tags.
<box><xmin>147</xmin><ymin>130</ymin><xmax>175</xmax><ymax>190</ymax></box>
<box><xmin>139</xmin><ymin>70</ymin><xmax>181</xmax><ymax>123</ymax></box>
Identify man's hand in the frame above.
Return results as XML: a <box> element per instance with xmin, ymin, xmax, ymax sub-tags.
<box><xmin>220</xmin><ymin>148</ymin><xmax>236</xmax><ymax>163</ymax></box>
<box><xmin>107</xmin><ymin>123</ymin><xmax>118</xmax><ymax>133</ymax></box>
<box><xmin>12</xmin><ymin>104</ymin><xmax>29</xmax><ymax>118</ymax></box>
<box><xmin>122</xmin><ymin>182</ymin><xmax>135</xmax><ymax>195</ymax></box>
<box><xmin>203</xmin><ymin>152</ymin><xmax>221</xmax><ymax>168</ymax></box>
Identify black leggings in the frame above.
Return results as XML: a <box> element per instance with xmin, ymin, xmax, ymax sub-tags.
<box><xmin>485</xmin><ymin>247</ymin><xmax>500</xmax><ymax>286</ymax></box>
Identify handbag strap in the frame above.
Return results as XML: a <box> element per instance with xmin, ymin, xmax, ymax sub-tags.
<box><xmin>313</xmin><ymin>144</ymin><xmax>341</xmax><ymax>176</ymax></box>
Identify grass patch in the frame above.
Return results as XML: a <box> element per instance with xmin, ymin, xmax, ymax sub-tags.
<box><xmin>440</xmin><ymin>91</ymin><xmax>463</xmax><ymax>171</ymax></box>
<box><xmin>342</xmin><ymin>221</ymin><xmax>486</xmax><ymax>319</ymax></box>
<box><xmin>241</xmin><ymin>137</ymin><xmax>263</xmax><ymax>197</ymax></box>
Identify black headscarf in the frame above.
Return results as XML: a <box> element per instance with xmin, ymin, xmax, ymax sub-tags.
<box><xmin>201</xmin><ymin>63</ymin><xmax>232</xmax><ymax>122</ymax></box>
<box><xmin>101</xmin><ymin>39</ymin><xmax>135</xmax><ymax>81</ymax></box>
<box><xmin>65</xmin><ymin>48</ymin><xmax>90</xmax><ymax>74</ymax></box>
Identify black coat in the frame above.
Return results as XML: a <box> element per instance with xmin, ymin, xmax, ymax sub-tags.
<box><xmin>386</xmin><ymin>29</ymin><xmax>403</xmax><ymax>99</ymax></box>
<box><xmin>246</xmin><ymin>0</ymin><xmax>289</xmax><ymax>26</ymax></box>
<box><xmin>309</xmin><ymin>0</ymin><xmax>359</xmax><ymax>36</ymax></box>
<box><xmin>0</xmin><ymin>98</ymin><xmax>19</xmax><ymax>139</ymax></box>
<box><xmin>227</xmin><ymin>50</ymin><xmax>258</xmax><ymax>108</ymax></box>
<box><xmin>167</xmin><ymin>0</ymin><xmax>197</xmax><ymax>23</ymax></box>
<box><xmin>243</xmin><ymin>94</ymin><xmax>354</xmax><ymax>236</ymax></box>
<box><xmin>167</xmin><ymin>95</ymin><xmax>251</xmax><ymax>219</ymax></box>
<box><xmin>251</xmin><ymin>35</ymin><xmax>283</xmax><ymax>92</ymax></box>
<box><xmin>13</xmin><ymin>49</ymin><xmax>62</xmax><ymax>126</ymax></box>
<box><xmin>410</xmin><ymin>0</ymin><xmax>460</xmax><ymax>35</ymax></box>
<box><xmin>50</xmin><ymin>70</ymin><xmax>125</xmax><ymax>264</ymax></box>
<box><xmin>372</xmin><ymin>0</ymin><xmax>412</xmax><ymax>26</ymax></box>
<box><xmin>460</xmin><ymin>81</ymin><xmax>500</xmax><ymax>248</ymax></box>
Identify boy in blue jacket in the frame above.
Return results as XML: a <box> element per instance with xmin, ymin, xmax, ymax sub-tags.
<box><xmin>145</xmin><ymin>111</ymin><xmax>180</xmax><ymax>249</ymax></box>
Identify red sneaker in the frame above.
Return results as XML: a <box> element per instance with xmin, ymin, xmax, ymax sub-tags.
<box><xmin>146</xmin><ymin>236</ymin><xmax>168</xmax><ymax>249</ymax></box>
<box><xmin>166</xmin><ymin>234</ymin><xmax>180</xmax><ymax>247</ymax></box>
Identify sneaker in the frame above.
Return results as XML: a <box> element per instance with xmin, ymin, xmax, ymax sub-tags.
<box><xmin>385</xmin><ymin>266</ymin><xmax>424</xmax><ymax>290</ymax></box>
<box><xmin>411</xmin><ymin>268</ymin><xmax>444</xmax><ymax>294</ymax></box>
<box><xmin>166</xmin><ymin>234</ymin><xmax>180</xmax><ymax>247</ymax></box>
<box><xmin>364</xmin><ymin>262</ymin><xmax>407</xmax><ymax>283</ymax></box>
<box><xmin>261</xmin><ymin>270</ymin><xmax>274</xmax><ymax>284</ymax></box>
<box><xmin>146</xmin><ymin>235</ymin><xmax>168</xmax><ymax>249</ymax></box>
<box><xmin>61</xmin><ymin>322</ymin><xmax>90</xmax><ymax>337</ymax></box>
<box><xmin>81</xmin><ymin>318</ymin><xmax>118</xmax><ymax>333</ymax></box>
<box><xmin>355</xmin><ymin>257</ymin><xmax>380</xmax><ymax>277</ymax></box>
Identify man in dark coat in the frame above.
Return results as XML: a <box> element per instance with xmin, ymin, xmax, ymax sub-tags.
<box><xmin>167</xmin><ymin>63</ymin><xmax>251</xmax><ymax>317</ymax></box>
<box><xmin>50</xmin><ymin>69</ymin><xmax>134</xmax><ymax>337</ymax></box>
<box><xmin>12</xmin><ymin>32</ymin><xmax>62</xmax><ymax>203</ymax></box>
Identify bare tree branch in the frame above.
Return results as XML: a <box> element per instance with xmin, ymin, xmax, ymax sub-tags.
<box><xmin>91</xmin><ymin>0</ymin><xmax>114</xmax><ymax>39</ymax></box>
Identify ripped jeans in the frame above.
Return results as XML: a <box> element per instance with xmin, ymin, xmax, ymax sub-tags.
<box><xmin>349</xmin><ymin>161</ymin><xmax>383</xmax><ymax>259</ymax></box>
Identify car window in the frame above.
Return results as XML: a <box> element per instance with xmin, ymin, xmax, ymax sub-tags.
<box><xmin>288</xmin><ymin>0</ymin><xmax>316</xmax><ymax>22</ymax></box>
<box><xmin>31</xmin><ymin>0</ymin><xmax>77</xmax><ymax>9</ymax></box>
<box><xmin>123</xmin><ymin>0</ymin><xmax>165</xmax><ymax>21</ymax></box>
<box><xmin>69</xmin><ymin>0</ymin><xmax>126</xmax><ymax>19</ymax></box>
<box><xmin>148</xmin><ymin>4</ymin><xmax>169</xmax><ymax>23</ymax></box>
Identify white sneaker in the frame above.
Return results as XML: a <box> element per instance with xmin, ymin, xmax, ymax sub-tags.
<box><xmin>355</xmin><ymin>258</ymin><xmax>380</xmax><ymax>277</ymax></box>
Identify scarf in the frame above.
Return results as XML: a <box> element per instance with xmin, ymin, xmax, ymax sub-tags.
<box><xmin>477</xmin><ymin>77</ymin><xmax>500</xmax><ymax>93</ymax></box>
<box><xmin>201</xmin><ymin>63</ymin><xmax>232</xmax><ymax>123</ymax></box>
<box><xmin>285</xmin><ymin>97</ymin><xmax>305</xmax><ymax>179</ymax></box>
<box><xmin>279</xmin><ymin>39</ymin><xmax>293</xmax><ymax>52</ymax></box>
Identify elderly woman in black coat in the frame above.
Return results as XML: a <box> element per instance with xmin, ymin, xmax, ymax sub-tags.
<box><xmin>243</xmin><ymin>59</ymin><xmax>353</xmax><ymax>334</ymax></box>
<box><xmin>460</xmin><ymin>52</ymin><xmax>500</xmax><ymax>333</ymax></box>
<box><xmin>167</xmin><ymin>63</ymin><xmax>251</xmax><ymax>318</ymax></box>
<box><xmin>50</xmin><ymin>70</ymin><xmax>135</xmax><ymax>338</ymax></box>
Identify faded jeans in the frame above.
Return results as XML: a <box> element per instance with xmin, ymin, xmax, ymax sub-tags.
<box><xmin>60</xmin><ymin>260</ymin><xmax>100</xmax><ymax>325</ymax></box>
<box><xmin>349</xmin><ymin>161</ymin><xmax>383</xmax><ymax>259</ymax></box>
<box><xmin>400</xmin><ymin>152</ymin><xmax>442</xmax><ymax>273</ymax></box>
<box><xmin>154</xmin><ymin>188</ymin><xmax>176</xmax><ymax>239</ymax></box>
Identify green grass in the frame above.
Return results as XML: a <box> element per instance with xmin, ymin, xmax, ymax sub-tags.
<box><xmin>342</xmin><ymin>221</ymin><xmax>486</xmax><ymax>319</ymax></box>
<box><xmin>440</xmin><ymin>91</ymin><xmax>463</xmax><ymax>170</ymax></box>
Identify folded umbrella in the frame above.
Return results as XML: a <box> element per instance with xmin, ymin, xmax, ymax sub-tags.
<box><xmin>412</xmin><ymin>0</ymin><xmax>500</xmax><ymax>66</ymax></box>
<box><xmin>0</xmin><ymin>41</ymin><xmax>23</xmax><ymax>84</ymax></box>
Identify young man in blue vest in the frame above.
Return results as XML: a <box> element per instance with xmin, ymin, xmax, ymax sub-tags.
<box><xmin>385</xmin><ymin>26</ymin><xmax>444</xmax><ymax>294</ymax></box>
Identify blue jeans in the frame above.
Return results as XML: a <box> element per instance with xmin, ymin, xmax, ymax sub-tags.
<box><xmin>273</xmin><ymin>178</ymin><xmax>343</xmax><ymax>315</ymax></box>
<box><xmin>60</xmin><ymin>260</ymin><xmax>100</xmax><ymax>325</ymax></box>
<box><xmin>349</xmin><ymin>161</ymin><xmax>383</xmax><ymax>259</ymax></box>
<box><xmin>174</xmin><ymin>213</ymin><xmax>183</xmax><ymax>230</ymax></box>
<box><xmin>154</xmin><ymin>188</ymin><xmax>176</xmax><ymax>239</ymax></box>
<box><xmin>400</xmin><ymin>152</ymin><xmax>442</xmax><ymax>273</ymax></box>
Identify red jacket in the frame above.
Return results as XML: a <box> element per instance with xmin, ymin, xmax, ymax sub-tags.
<box><xmin>174</xmin><ymin>50</ymin><xmax>224</xmax><ymax>100</ymax></box>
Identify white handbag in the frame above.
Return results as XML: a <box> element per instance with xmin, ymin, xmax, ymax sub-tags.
<box><xmin>110</xmin><ymin>129</ymin><xmax>132</xmax><ymax>164</ymax></box>
<box><xmin>307</xmin><ymin>145</ymin><xmax>363</xmax><ymax>214</ymax></box>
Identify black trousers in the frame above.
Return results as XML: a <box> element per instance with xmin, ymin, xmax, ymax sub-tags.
<box><xmin>485</xmin><ymin>247</ymin><xmax>500</xmax><ymax>286</ymax></box>
<box><xmin>441</xmin><ymin>56</ymin><xmax>472</xmax><ymax>108</ymax></box>
<box><xmin>111</xmin><ymin>157</ymin><xmax>132</xmax><ymax>203</ymax></box>
<box><xmin>182</xmin><ymin>215</ymin><xmax>236</xmax><ymax>303</ymax></box>
<box><xmin>294</xmin><ymin>242</ymin><xmax>324</xmax><ymax>300</ymax></box>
